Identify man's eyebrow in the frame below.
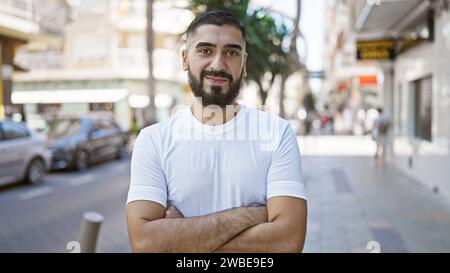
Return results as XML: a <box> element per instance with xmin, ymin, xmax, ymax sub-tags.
<box><xmin>194</xmin><ymin>42</ymin><xmax>243</xmax><ymax>51</ymax></box>
<box><xmin>195</xmin><ymin>42</ymin><xmax>216</xmax><ymax>48</ymax></box>
<box><xmin>224</xmin><ymin>44</ymin><xmax>242</xmax><ymax>51</ymax></box>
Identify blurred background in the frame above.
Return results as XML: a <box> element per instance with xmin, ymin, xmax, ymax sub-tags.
<box><xmin>0</xmin><ymin>0</ymin><xmax>450</xmax><ymax>253</ymax></box>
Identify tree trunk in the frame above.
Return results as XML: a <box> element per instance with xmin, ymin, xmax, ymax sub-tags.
<box><xmin>256</xmin><ymin>80</ymin><xmax>267</xmax><ymax>106</ymax></box>
<box><xmin>278</xmin><ymin>74</ymin><xmax>287</xmax><ymax>118</ymax></box>
<box><xmin>290</xmin><ymin>0</ymin><xmax>301</xmax><ymax>54</ymax></box>
<box><xmin>278</xmin><ymin>0</ymin><xmax>302</xmax><ymax>119</ymax></box>
<box><xmin>145</xmin><ymin>0</ymin><xmax>156</xmax><ymax>126</ymax></box>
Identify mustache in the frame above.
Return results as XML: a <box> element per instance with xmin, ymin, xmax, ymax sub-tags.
<box><xmin>201</xmin><ymin>70</ymin><xmax>233</xmax><ymax>82</ymax></box>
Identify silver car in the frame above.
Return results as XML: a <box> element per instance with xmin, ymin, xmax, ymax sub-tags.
<box><xmin>0</xmin><ymin>119</ymin><xmax>52</xmax><ymax>186</ymax></box>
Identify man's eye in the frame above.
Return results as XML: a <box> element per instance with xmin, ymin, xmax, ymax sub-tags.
<box><xmin>225</xmin><ymin>50</ymin><xmax>240</xmax><ymax>56</ymax></box>
<box><xmin>199</xmin><ymin>48</ymin><xmax>211</xmax><ymax>54</ymax></box>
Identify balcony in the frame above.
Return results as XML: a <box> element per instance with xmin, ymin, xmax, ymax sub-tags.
<box><xmin>114</xmin><ymin>0</ymin><xmax>194</xmax><ymax>35</ymax></box>
<box><xmin>14</xmin><ymin>50</ymin><xmax>64</xmax><ymax>70</ymax></box>
<box><xmin>117</xmin><ymin>48</ymin><xmax>184</xmax><ymax>82</ymax></box>
<box><xmin>0</xmin><ymin>0</ymin><xmax>39</xmax><ymax>39</ymax></box>
<box><xmin>0</xmin><ymin>0</ymin><xmax>34</xmax><ymax>20</ymax></box>
<box><xmin>117</xmin><ymin>48</ymin><xmax>148</xmax><ymax>68</ymax></box>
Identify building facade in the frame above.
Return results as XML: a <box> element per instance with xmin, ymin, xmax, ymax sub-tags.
<box><xmin>0</xmin><ymin>0</ymin><xmax>63</xmax><ymax>120</ymax></box>
<box><xmin>12</xmin><ymin>0</ymin><xmax>193</xmax><ymax>130</ymax></box>
<box><xmin>322</xmin><ymin>0</ymin><xmax>385</xmax><ymax>135</ymax></box>
<box><xmin>326</xmin><ymin>0</ymin><xmax>450</xmax><ymax>199</ymax></box>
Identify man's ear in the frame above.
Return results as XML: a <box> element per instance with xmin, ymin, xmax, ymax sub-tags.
<box><xmin>182</xmin><ymin>49</ymin><xmax>189</xmax><ymax>71</ymax></box>
<box><xmin>243</xmin><ymin>52</ymin><xmax>248</xmax><ymax>78</ymax></box>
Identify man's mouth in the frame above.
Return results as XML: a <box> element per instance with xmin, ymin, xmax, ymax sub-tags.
<box><xmin>205</xmin><ymin>76</ymin><xmax>229</xmax><ymax>84</ymax></box>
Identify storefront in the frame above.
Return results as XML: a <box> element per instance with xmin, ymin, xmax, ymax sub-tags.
<box><xmin>354</xmin><ymin>0</ymin><xmax>450</xmax><ymax>199</ymax></box>
<box><xmin>392</xmin><ymin>9</ymin><xmax>450</xmax><ymax>199</ymax></box>
<box><xmin>11</xmin><ymin>78</ymin><xmax>184</xmax><ymax>131</ymax></box>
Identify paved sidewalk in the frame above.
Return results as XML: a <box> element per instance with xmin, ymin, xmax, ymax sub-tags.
<box><xmin>301</xmin><ymin>153</ymin><xmax>450</xmax><ymax>253</ymax></box>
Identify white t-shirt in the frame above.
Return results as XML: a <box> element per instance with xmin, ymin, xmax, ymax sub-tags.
<box><xmin>127</xmin><ymin>105</ymin><xmax>306</xmax><ymax>217</ymax></box>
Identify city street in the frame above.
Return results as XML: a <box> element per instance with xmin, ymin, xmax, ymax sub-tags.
<box><xmin>0</xmin><ymin>157</ymin><xmax>131</xmax><ymax>253</ymax></box>
<box><xmin>1</xmin><ymin>136</ymin><xmax>450</xmax><ymax>253</ymax></box>
<box><xmin>1</xmin><ymin>0</ymin><xmax>450</xmax><ymax>257</ymax></box>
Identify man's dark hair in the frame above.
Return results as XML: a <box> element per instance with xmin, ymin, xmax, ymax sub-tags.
<box><xmin>186</xmin><ymin>10</ymin><xmax>246</xmax><ymax>41</ymax></box>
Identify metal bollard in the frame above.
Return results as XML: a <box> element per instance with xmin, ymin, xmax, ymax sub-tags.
<box><xmin>79</xmin><ymin>211</ymin><xmax>104</xmax><ymax>253</ymax></box>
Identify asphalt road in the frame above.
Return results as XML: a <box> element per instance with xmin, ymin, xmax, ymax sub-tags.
<box><xmin>0</xmin><ymin>156</ymin><xmax>132</xmax><ymax>253</ymax></box>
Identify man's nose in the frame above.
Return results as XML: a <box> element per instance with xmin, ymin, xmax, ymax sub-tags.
<box><xmin>209</xmin><ymin>53</ymin><xmax>227</xmax><ymax>71</ymax></box>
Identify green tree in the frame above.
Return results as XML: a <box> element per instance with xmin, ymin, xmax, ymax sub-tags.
<box><xmin>303</xmin><ymin>91</ymin><xmax>317</xmax><ymax>112</ymax></box>
<box><xmin>246</xmin><ymin>9</ymin><xmax>289</xmax><ymax>106</ymax></box>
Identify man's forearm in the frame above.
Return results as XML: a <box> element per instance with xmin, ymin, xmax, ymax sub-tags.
<box><xmin>133</xmin><ymin>206</ymin><xmax>266</xmax><ymax>253</ymax></box>
<box><xmin>213</xmin><ymin>220</ymin><xmax>302</xmax><ymax>253</ymax></box>
<box><xmin>213</xmin><ymin>197</ymin><xmax>308</xmax><ymax>253</ymax></box>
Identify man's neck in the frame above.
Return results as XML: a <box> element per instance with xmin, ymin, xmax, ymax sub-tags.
<box><xmin>191</xmin><ymin>101</ymin><xmax>241</xmax><ymax>126</ymax></box>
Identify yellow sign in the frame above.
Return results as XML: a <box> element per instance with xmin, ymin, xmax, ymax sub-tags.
<box><xmin>357</xmin><ymin>39</ymin><xmax>396</xmax><ymax>61</ymax></box>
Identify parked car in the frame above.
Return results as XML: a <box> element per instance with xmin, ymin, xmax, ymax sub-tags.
<box><xmin>47</xmin><ymin>115</ymin><xmax>128</xmax><ymax>171</ymax></box>
<box><xmin>0</xmin><ymin>119</ymin><xmax>51</xmax><ymax>186</ymax></box>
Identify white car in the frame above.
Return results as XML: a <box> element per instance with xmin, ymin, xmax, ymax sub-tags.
<box><xmin>0</xmin><ymin>119</ymin><xmax>52</xmax><ymax>186</ymax></box>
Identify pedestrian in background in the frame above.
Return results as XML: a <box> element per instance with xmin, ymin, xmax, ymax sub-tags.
<box><xmin>372</xmin><ymin>107</ymin><xmax>391</xmax><ymax>164</ymax></box>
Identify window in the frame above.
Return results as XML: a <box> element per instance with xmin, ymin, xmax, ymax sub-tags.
<box><xmin>90</xmin><ymin>103</ymin><xmax>114</xmax><ymax>112</ymax></box>
<box><xmin>98</xmin><ymin>119</ymin><xmax>118</xmax><ymax>130</ymax></box>
<box><xmin>1</xmin><ymin>121</ymin><xmax>30</xmax><ymax>140</ymax></box>
<box><xmin>412</xmin><ymin>76</ymin><xmax>432</xmax><ymax>142</ymax></box>
<box><xmin>91</xmin><ymin>121</ymin><xmax>103</xmax><ymax>132</ymax></box>
<box><xmin>48</xmin><ymin>119</ymin><xmax>81</xmax><ymax>138</ymax></box>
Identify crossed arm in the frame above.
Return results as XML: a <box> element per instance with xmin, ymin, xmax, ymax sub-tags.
<box><xmin>126</xmin><ymin>196</ymin><xmax>307</xmax><ymax>253</ymax></box>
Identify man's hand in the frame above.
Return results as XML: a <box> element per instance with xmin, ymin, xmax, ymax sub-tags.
<box><xmin>213</xmin><ymin>197</ymin><xmax>307</xmax><ymax>253</ymax></box>
<box><xmin>165</xmin><ymin>205</ymin><xmax>184</xmax><ymax>218</ymax></box>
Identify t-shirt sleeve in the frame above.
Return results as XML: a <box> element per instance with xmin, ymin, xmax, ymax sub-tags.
<box><xmin>127</xmin><ymin>127</ymin><xmax>167</xmax><ymax>207</ymax></box>
<box><xmin>267</xmin><ymin>123</ymin><xmax>307</xmax><ymax>201</ymax></box>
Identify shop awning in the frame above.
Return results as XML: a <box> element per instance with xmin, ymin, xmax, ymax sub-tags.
<box><xmin>12</xmin><ymin>89</ymin><xmax>129</xmax><ymax>104</ymax></box>
<box><xmin>355</xmin><ymin>0</ymin><xmax>424</xmax><ymax>34</ymax></box>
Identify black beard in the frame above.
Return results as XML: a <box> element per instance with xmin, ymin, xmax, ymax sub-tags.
<box><xmin>188</xmin><ymin>69</ymin><xmax>242</xmax><ymax>108</ymax></box>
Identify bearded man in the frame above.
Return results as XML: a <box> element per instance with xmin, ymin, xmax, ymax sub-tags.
<box><xmin>126</xmin><ymin>10</ymin><xmax>307</xmax><ymax>253</ymax></box>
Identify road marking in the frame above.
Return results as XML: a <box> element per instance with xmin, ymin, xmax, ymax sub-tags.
<box><xmin>70</xmin><ymin>174</ymin><xmax>95</xmax><ymax>186</ymax></box>
<box><xmin>19</xmin><ymin>186</ymin><xmax>53</xmax><ymax>200</ymax></box>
